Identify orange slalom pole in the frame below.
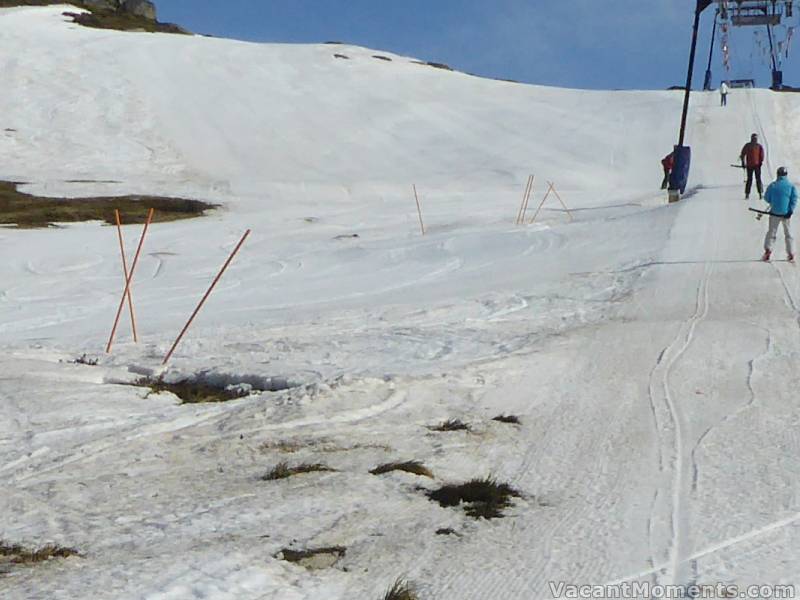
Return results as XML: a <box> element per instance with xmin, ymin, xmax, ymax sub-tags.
<box><xmin>529</xmin><ymin>183</ymin><xmax>554</xmax><ymax>225</ymax></box>
<box><xmin>162</xmin><ymin>229</ymin><xmax>251</xmax><ymax>365</ymax></box>
<box><xmin>521</xmin><ymin>175</ymin><xmax>535</xmax><ymax>223</ymax></box>
<box><xmin>106</xmin><ymin>208</ymin><xmax>154</xmax><ymax>353</ymax></box>
<box><xmin>517</xmin><ymin>175</ymin><xmax>533</xmax><ymax>224</ymax></box>
<box><xmin>413</xmin><ymin>184</ymin><xmax>425</xmax><ymax>235</ymax></box>
<box><xmin>115</xmin><ymin>209</ymin><xmax>139</xmax><ymax>343</ymax></box>
<box><xmin>548</xmin><ymin>181</ymin><xmax>574</xmax><ymax>222</ymax></box>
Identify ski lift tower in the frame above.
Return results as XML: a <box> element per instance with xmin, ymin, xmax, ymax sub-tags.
<box><xmin>669</xmin><ymin>0</ymin><xmax>797</xmax><ymax>202</ymax></box>
<box><xmin>716</xmin><ymin>0</ymin><xmax>796</xmax><ymax>89</ymax></box>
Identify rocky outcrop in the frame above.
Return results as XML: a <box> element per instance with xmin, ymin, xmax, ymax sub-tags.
<box><xmin>82</xmin><ymin>0</ymin><xmax>120</xmax><ymax>10</ymax></box>
<box><xmin>120</xmin><ymin>0</ymin><xmax>156</xmax><ymax>20</ymax></box>
<box><xmin>80</xmin><ymin>0</ymin><xmax>157</xmax><ymax>21</ymax></box>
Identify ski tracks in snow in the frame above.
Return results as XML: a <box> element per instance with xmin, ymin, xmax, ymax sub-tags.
<box><xmin>647</xmin><ymin>258</ymin><xmax>714</xmax><ymax>587</ymax></box>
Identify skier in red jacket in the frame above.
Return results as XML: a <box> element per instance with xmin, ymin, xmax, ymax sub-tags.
<box><xmin>661</xmin><ymin>152</ymin><xmax>674</xmax><ymax>190</ymax></box>
<box><xmin>740</xmin><ymin>133</ymin><xmax>765</xmax><ymax>199</ymax></box>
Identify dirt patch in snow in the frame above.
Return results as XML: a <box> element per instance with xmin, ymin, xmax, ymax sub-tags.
<box><xmin>0</xmin><ymin>541</ymin><xmax>80</xmax><ymax>575</ymax></box>
<box><xmin>0</xmin><ymin>181</ymin><xmax>216</xmax><ymax>228</ymax></box>
<box><xmin>277</xmin><ymin>546</ymin><xmax>345</xmax><ymax>570</ymax></box>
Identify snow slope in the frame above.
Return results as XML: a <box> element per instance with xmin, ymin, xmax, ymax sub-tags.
<box><xmin>2</xmin><ymin>5</ymin><xmax>800</xmax><ymax>599</ymax></box>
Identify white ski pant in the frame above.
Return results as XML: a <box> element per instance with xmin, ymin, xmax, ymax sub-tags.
<box><xmin>764</xmin><ymin>215</ymin><xmax>794</xmax><ymax>255</ymax></box>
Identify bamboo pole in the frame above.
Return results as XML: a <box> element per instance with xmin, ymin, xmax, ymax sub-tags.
<box><xmin>106</xmin><ymin>208</ymin><xmax>154</xmax><ymax>353</ymax></box>
<box><xmin>547</xmin><ymin>182</ymin><xmax>574</xmax><ymax>222</ymax></box>
<box><xmin>114</xmin><ymin>209</ymin><xmax>138</xmax><ymax>343</ymax></box>
<box><xmin>529</xmin><ymin>183</ymin><xmax>553</xmax><ymax>225</ymax></box>
<box><xmin>516</xmin><ymin>175</ymin><xmax>533</xmax><ymax>225</ymax></box>
<box><xmin>413</xmin><ymin>185</ymin><xmax>425</xmax><ymax>235</ymax></box>
<box><xmin>162</xmin><ymin>229</ymin><xmax>251</xmax><ymax>366</ymax></box>
<box><xmin>519</xmin><ymin>175</ymin><xmax>535</xmax><ymax>224</ymax></box>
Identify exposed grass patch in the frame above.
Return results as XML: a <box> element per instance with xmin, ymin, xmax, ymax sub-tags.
<box><xmin>64</xmin><ymin>9</ymin><xmax>188</xmax><ymax>34</ymax></box>
<box><xmin>0</xmin><ymin>541</ymin><xmax>80</xmax><ymax>569</ymax></box>
<box><xmin>134</xmin><ymin>377</ymin><xmax>254</xmax><ymax>404</ymax></box>
<box><xmin>260</xmin><ymin>437</ymin><xmax>391</xmax><ymax>454</ymax></box>
<box><xmin>492</xmin><ymin>414</ymin><xmax>521</xmax><ymax>425</ymax></box>
<box><xmin>278</xmin><ymin>546</ymin><xmax>345</xmax><ymax>570</ymax></box>
<box><xmin>425</xmin><ymin>61</ymin><xmax>453</xmax><ymax>71</ymax></box>
<box><xmin>435</xmin><ymin>527</ymin><xmax>457</xmax><ymax>536</ymax></box>
<box><xmin>69</xmin><ymin>353</ymin><xmax>99</xmax><ymax>366</ymax></box>
<box><xmin>370</xmin><ymin>460</ymin><xmax>433</xmax><ymax>478</ymax></box>
<box><xmin>428</xmin><ymin>418</ymin><xmax>470</xmax><ymax>432</ymax></box>
<box><xmin>372</xmin><ymin>54</ymin><xmax>392</xmax><ymax>61</ymax></box>
<box><xmin>333</xmin><ymin>53</ymin><xmax>350</xmax><ymax>60</ymax></box>
<box><xmin>410</xmin><ymin>59</ymin><xmax>454</xmax><ymax>71</ymax></box>
<box><xmin>262</xmin><ymin>461</ymin><xmax>335</xmax><ymax>481</ymax></box>
<box><xmin>383</xmin><ymin>579</ymin><xmax>418</xmax><ymax>600</ymax></box>
<box><xmin>427</xmin><ymin>477</ymin><xmax>521</xmax><ymax>519</ymax></box>
<box><xmin>0</xmin><ymin>181</ymin><xmax>216</xmax><ymax>229</ymax></box>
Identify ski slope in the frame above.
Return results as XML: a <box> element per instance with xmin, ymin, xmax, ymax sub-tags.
<box><xmin>2</xmin><ymin>5</ymin><xmax>800</xmax><ymax>599</ymax></box>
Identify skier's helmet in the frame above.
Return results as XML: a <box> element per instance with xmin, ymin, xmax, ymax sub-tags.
<box><xmin>778</xmin><ymin>166</ymin><xmax>789</xmax><ymax>177</ymax></box>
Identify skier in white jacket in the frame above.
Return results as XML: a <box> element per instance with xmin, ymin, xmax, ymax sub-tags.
<box><xmin>720</xmin><ymin>81</ymin><xmax>729</xmax><ymax>107</ymax></box>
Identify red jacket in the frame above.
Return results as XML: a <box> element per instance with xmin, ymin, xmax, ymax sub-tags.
<box><xmin>662</xmin><ymin>153</ymin><xmax>674</xmax><ymax>170</ymax></box>
<box><xmin>740</xmin><ymin>142</ymin><xmax>764</xmax><ymax>167</ymax></box>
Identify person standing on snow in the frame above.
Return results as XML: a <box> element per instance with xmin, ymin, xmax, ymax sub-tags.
<box><xmin>762</xmin><ymin>166</ymin><xmax>797</xmax><ymax>262</ymax></box>
<box><xmin>661</xmin><ymin>152</ymin><xmax>674</xmax><ymax>190</ymax></box>
<box><xmin>720</xmin><ymin>81</ymin><xmax>729</xmax><ymax>106</ymax></box>
<box><xmin>740</xmin><ymin>133</ymin><xmax>765</xmax><ymax>200</ymax></box>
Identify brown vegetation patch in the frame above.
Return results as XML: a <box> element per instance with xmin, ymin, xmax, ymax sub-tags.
<box><xmin>427</xmin><ymin>477</ymin><xmax>521</xmax><ymax>519</ymax></box>
<box><xmin>492</xmin><ymin>414</ymin><xmax>521</xmax><ymax>425</ymax></box>
<box><xmin>0</xmin><ymin>181</ymin><xmax>216</xmax><ymax>228</ymax></box>
<box><xmin>370</xmin><ymin>460</ymin><xmax>433</xmax><ymax>478</ymax></box>
<box><xmin>277</xmin><ymin>546</ymin><xmax>345</xmax><ymax>570</ymax></box>
<box><xmin>382</xmin><ymin>579</ymin><xmax>418</xmax><ymax>600</ymax></box>
<box><xmin>428</xmin><ymin>418</ymin><xmax>470</xmax><ymax>432</ymax></box>
<box><xmin>261</xmin><ymin>461</ymin><xmax>335</xmax><ymax>481</ymax></box>
<box><xmin>0</xmin><ymin>541</ymin><xmax>80</xmax><ymax>573</ymax></box>
<box><xmin>134</xmin><ymin>377</ymin><xmax>255</xmax><ymax>404</ymax></box>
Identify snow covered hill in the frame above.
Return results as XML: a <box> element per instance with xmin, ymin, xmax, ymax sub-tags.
<box><xmin>3</xmin><ymin>5</ymin><xmax>800</xmax><ymax>600</ymax></box>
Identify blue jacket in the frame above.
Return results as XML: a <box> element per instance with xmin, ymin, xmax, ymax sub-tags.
<box><xmin>765</xmin><ymin>176</ymin><xmax>798</xmax><ymax>217</ymax></box>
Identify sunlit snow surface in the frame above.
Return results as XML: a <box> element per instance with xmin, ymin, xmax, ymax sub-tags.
<box><xmin>2</xmin><ymin>5</ymin><xmax>800</xmax><ymax>599</ymax></box>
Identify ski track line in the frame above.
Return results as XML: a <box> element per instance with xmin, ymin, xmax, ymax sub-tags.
<box><xmin>603</xmin><ymin>510</ymin><xmax>800</xmax><ymax>587</ymax></box>
<box><xmin>687</xmin><ymin>327</ymin><xmax>770</xmax><ymax>589</ymax></box>
<box><xmin>231</xmin><ymin>389</ymin><xmax>407</xmax><ymax>437</ymax></box>
<box><xmin>645</xmin><ymin>349</ymin><xmax>667</xmax><ymax>583</ymax></box>
<box><xmin>689</xmin><ymin>329</ymin><xmax>771</xmax><ymax>494</ymax></box>
<box><xmin>6</xmin><ymin>389</ymin><xmax>407</xmax><ymax>485</ymax></box>
<box><xmin>773</xmin><ymin>262</ymin><xmax>800</xmax><ymax>322</ymax></box>
<box><xmin>648</xmin><ymin>258</ymin><xmax>714</xmax><ymax>587</ymax></box>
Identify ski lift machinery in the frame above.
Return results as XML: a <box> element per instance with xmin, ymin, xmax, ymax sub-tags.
<box><xmin>670</xmin><ymin>0</ymin><xmax>798</xmax><ymax>202</ymax></box>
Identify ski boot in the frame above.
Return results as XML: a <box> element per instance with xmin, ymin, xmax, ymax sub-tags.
<box><xmin>789</xmin><ymin>253</ymin><xmax>795</xmax><ymax>263</ymax></box>
<box><xmin>762</xmin><ymin>249</ymin><xmax>772</xmax><ymax>262</ymax></box>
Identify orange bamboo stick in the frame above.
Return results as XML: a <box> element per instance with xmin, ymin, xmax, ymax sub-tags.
<box><xmin>114</xmin><ymin>209</ymin><xmax>138</xmax><ymax>343</ymax></box>
<box><xmin>162</xmin><ymin>229</ymin><xmax>251</xmax><ymax>365</ymax></box>
<box><xmin>517</xmin><ymin>175</ymin><xmax>534</xmax><ymax>224</ymax></box>
<box><xmin>413</xmin><ymin>184</ymin><xmax>425</xmax><ymax>235</ymax></box>
<box><xmin>548</xmin><ymin>181</ymin><xmax>574</xmax><ymax>221</ymax></box>
<box><xmin>106</xmin><ymin>208</ymin><xmax>154</xmax><ymax>353</ymax></box>
<box><xmin>516</xmin><ymin>175</ymin><xmax>530</xmax><ymax>224</ymax></box>
<box><xmin>529</xmin><ymin>183</ymin><xmax>554</xmax><ymax>224</ymax></box>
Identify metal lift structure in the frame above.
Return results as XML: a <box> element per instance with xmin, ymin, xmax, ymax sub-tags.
<box><xmin>670</xmin><ymin>0</ymin><xmax>799</xmax><ymax>202</ymax></box>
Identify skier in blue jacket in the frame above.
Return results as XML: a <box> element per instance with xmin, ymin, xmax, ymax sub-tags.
<box><xmin>762</xmin><ymin>166</ymin><xmax>798</xmax><ymax>262</ymax></box>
